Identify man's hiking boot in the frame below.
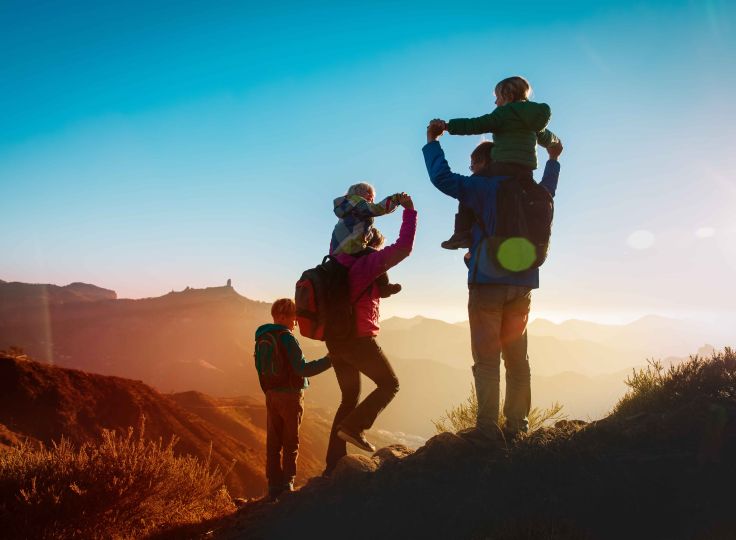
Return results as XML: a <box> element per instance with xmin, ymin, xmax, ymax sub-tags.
<box><xmin>501</xmin><ymin>427</ymin><xmax>526</xmax><ymax>444</ymax></box>
<box><xmin>378</xmin><ymin>283</ymin><xmax>402</xmax><ymax>298</ymax></box>
<box><xmin>337</xmin><ymin>428</ymin><xmax>376</xmax><ymax>452</ymax></box>
<box><xmin>441</xmin><ymin>233</ymin><xmax>472</xmax><ymax>250</ymax></box>
<box><xmin>457</xmin><ymin>426</ymin><xmax>504</xmax><ymax>449</ymax></box>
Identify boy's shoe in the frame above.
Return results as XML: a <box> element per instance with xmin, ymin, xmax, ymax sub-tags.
<box><xmin>378</xmin><ymin>283</ymin><xmax>402</xmax><ymax>298</ymax></box>
<box><xmin>267</xmin><ymin>481</ymin><xmax>294</xmax><ymax>501</ymax></box>
<box><xmin>267</xmin><ymin>485</ymin><xmax>284</xmax><ymax>501</ymax></box>
<box><xmin>441</xmin><ymin>233</ymin><xmax>472</xmax><ymax>250</ymax></box>
<box><xmin>337</xmin><ymin>428</ymin><xmax>376</xmax><ymax>452</ymax></box>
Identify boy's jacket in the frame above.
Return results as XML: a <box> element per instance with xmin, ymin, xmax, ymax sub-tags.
<box><xmin>447</xmin><ymin>101</ymin><xmax>559</xmax><ymax>170</ymax></box>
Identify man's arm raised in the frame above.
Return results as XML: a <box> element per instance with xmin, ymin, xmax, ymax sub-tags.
<box><xmin>539</xmin><ymin>142</ymin><xmax>563</xmax><ymax>197</ymax></box>
<box><xmin>423</xmin><ymin>121</ymin><xmax>470</xmax><ymax>201</ymax></box>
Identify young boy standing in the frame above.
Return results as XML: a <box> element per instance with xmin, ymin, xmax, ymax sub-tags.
<box><xmin>254</xmin><ymin>298</ymin><xmax>332</xmax><ymax>499</ymax></box>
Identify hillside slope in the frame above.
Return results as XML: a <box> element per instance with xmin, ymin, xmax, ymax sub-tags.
<box><xmin>0</xmin><ymin>354</ymin><xmax>337</xmax><ymax>497</ymax></box>
<box><xmin>211</xmin><ymin>349</ymin><xmax>736</xmax><ymax>540</ymax></box>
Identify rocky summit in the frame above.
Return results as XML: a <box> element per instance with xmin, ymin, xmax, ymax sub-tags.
<box><xmin>198</xmin><ymin>350</ymin><xmax>736</xmax><ymax>540</ymax></box>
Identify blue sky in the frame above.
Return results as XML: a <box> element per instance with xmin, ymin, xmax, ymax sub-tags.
<box><xmin>1</xmin><ymin>0</ymin><xmax>735</xmax><ymax>339</ymax></box>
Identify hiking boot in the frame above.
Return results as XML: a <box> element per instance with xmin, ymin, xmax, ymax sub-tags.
<box><xmin>267</xmin><ymin>481</ymin><xmax>294</xmax><ymax>501</ymax></box>
<box><xmin>337</xmin><ymin>428</ymin><xmax>376</xmax><ymax>452</ymax></box>
<box><xmin>441</xmin><ymin>233</ymin><xmax>472</xmax><ymax>250</ymax></box>
<box><xmin>267</xmin><ymin>485</ymin><xmax>285</xmax><ymax>501</ymax></box>
<box><xmin>457</xmin><ymin>426</ymin><xmax>504</xmax><ymax>448</ymax></box>
<box><xmin>378</xmin><ymin>283</ymin><xmax>402</xmax><ymax>298</ymax></box>
<box><xmin>501</xmin><ymin>427</ymin><xmax>527</xmax><ymax>444</ymax></box>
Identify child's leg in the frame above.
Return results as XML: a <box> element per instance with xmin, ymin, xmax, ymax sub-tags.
<box><xmin>280</xmin><ymin>392</ymin><xmax>305</xmax><ymax>490</ymax></box>
<box><xmin>489</xmin><ymin>162</ymin><xmax>534</xmax><ymax>181</ymax></box>
<box><xmin>455</xmin><ymin>202</ymin><xmax>475</xmax><ymax>233</ymax></box>
<box><xmin>265</xmin><ymin>392</ymin><xmax>284</xmax><ymax>493</ymax></box>
<box><xmin>441</xmin><ymin>201</ymin><xmax>474</xmax><ymax>250</ymax></box>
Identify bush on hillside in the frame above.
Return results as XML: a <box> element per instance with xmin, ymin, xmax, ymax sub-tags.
<box><xmin>0</xmin><ymin>418</ymin><xmax>235</xmax><ymax>540</ymax></box>
<box><xmin>433</xmin><ymin>384</ymin><xmax>565</xmax><ymax>434</ymax></box>
<box><xmin>614</xmin><ymin>347</ymin><xmax>736</xmax><ymax>417</ymax></box>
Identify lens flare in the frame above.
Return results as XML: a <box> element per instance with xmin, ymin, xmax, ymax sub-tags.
<box><xmin>497</xmin><ymin>237</ymin><xmax>536</xmax><ymax>272</ymax></box>
<box><xmin>626</xmin><ymin>230</ymin><xmax>655</xmax><ymax>250</ymax></box>
<box><xmin>695</xmin><ymin>227</ymin><xmax>716</xmax><ymax>238</ymax></box>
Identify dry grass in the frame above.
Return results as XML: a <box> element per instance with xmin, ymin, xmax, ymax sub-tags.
<box><xmin>613</xmin><ymin>347</ymin><xmax>736</xmax><ymax>417</ymax></box>
<box><xmin>0</xmin><ymin>417</ymin><xmax>235</xmax><ymax>540</ymax></box>
<box><xmin>432</xmin><ymin>383</ymin><xmax>565</xmax><ymax>434</ymax></box>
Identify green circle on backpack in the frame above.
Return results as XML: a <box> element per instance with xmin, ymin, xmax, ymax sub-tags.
<box><xmin>497</xmin><ymin>237</ymin><xmax>536</xmax><ymax>272</ymax></box>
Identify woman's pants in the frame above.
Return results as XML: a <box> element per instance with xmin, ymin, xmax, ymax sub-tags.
<box><xmin>324</xmin><ymin>336</ymin><xmax>399</xmax><ymax>472</ymax></box>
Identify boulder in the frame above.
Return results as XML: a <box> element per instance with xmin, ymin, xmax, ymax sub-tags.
<box><xmin>373</xmin><ymin>444</ymin><xmax>414</xmax><ymax>467</ymax></box>
<box><xmin>331</xmin><ymin>454</ymin><xmax>378</xmax><ymax>482</ymax></box>
<box><xmin>411</xmin><ymin>431</ymin><xmax>475</xmax><ymax>465</ymax></box>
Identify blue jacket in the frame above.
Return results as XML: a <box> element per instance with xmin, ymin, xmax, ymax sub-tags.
<box><xmin>254</xmin><ymin>323</ymin><xmax>331</xmax><ymax>391</ymax></box>
<box><xmin>422</xmin><ymin>140</ymin><xmax>560</xmax><ymax>288</ymax></box>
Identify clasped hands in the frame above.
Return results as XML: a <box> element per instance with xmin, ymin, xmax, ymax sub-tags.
<box><xmin>426</xmin><ymin>119</ymin><xmax>447</xmax><ymax>142</ymax></box>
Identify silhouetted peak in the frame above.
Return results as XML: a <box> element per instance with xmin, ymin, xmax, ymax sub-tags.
<box><xmin>0</xmin><ymin>280</ymin><xmax>116</xmax><ymax>308</ymax></box>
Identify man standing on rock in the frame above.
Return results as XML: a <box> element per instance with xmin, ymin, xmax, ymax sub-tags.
<box><xmin>422</xmin><ymin>122</ymin><xmax>562</xmax><ymax>441</ymax></box>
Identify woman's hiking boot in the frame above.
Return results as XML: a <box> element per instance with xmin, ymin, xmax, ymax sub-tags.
<box><xmin>337</xmin><ymin>427</ymin><xmax>376</xmax><ymax>452</ymax></box>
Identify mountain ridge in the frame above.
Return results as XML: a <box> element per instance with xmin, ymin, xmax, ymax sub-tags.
<box><xmin>0</xmin><ymin>353</ymin><xmax>333</xmax><ymax>497</ymax></box>
<box><xmin>209</xmin><ymin>349</ymin><xmax>736</xmax><ymax>540</ymax></box>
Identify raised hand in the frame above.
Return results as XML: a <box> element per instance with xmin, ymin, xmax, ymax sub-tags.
<box><xmin>430</xmin><ymin>118</ymin><xmax>447</xmax><ymax>129</ymax></box>
<box><xmin>427</xmin><ymin>120</ymin><xmax>445</xmax><ymax>143</ymax></box>
<box><xmin>547</xmin><ymin>141</ymin><xmax>563</xmax><ymax>160</ymax></box>
<box><xmin>398</xmin><ymin>193</ymin><xmax>414</xmax><ymax>210</ymax></box>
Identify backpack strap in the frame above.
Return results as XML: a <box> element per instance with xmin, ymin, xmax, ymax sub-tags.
<box><xmin>332</xmin><ymin>251</ymin><xmax>376</xmax><ymax>304</ymax></box>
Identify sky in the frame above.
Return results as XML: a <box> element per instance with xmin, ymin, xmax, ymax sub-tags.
<box><xmin>1</xmin><ymin>0</ymin><xmax>735</xmax><ymax>340</ymax></box>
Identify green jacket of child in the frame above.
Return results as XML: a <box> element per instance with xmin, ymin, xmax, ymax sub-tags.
<box><xmin>447</xmin><ymin>100</ymin><xmax>559</xmax><ymax>170</ymax></box>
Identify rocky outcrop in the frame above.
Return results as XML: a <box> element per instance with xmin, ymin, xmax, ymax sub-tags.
<box><xmin>214</xmin><ymin>351</ymin><xmax>736</xmax><ymax>540</ymax></box>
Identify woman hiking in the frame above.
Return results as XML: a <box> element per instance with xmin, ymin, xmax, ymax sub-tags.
<box><xmin>324</xmin><ymin>190</ymin><xmax>417</xmax><ymax>475</ymax></box>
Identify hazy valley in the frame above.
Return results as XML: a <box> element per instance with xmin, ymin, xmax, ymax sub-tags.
<box><xmin>0</xmin><ymin>279</ymin><xmax>722</xmax><ymax>442</ymax></box>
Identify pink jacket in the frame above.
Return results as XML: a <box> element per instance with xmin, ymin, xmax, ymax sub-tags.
<box><xmin>334</xmin><ymin>208</ymin><xmax>417</xmax><ymax>337</ymax></box>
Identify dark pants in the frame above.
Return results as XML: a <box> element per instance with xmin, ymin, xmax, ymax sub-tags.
<box><xmin>453</xmin><ymin>162</ymin><xmax>535</xmax><ymax>237</ymax></box>
<box><xmin>265</xmin><ymin>390</ymin><xmax>304</xmax><ymax>489</ymax></box>
<box><xmin>468</xmin><ymin>284</ymin><xmax>532</xmax><ymax>434</ymax></box>
<box><xmin>324</xmin><ymin>337</ymin><xmax>399</xmax><ymax>472</ymax></box>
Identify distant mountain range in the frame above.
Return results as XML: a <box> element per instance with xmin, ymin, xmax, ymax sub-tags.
<box><xmin>0</xmin><ymin>281</ymin><xmax>269</xmax><ymax>397</ymax></box>
<box><xmin>0</xmin><ymin>279</ymin><xmax>721</xmax><ymax>438</ymax></box>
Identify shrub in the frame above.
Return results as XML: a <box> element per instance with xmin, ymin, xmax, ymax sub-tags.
<box><xmin>433</xmin><ymin>384</ymin><xmax>565</xmax><ymax>434</ymax></box>
<box><xmin>0</xmin><ymin>418</ymin><xmax>235</xmax><ymax>539</ymax></box>
<box><xmin>613</xmin><ymin>347</ymin><xmax>736</xmax><ymax>417</ymax></box>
